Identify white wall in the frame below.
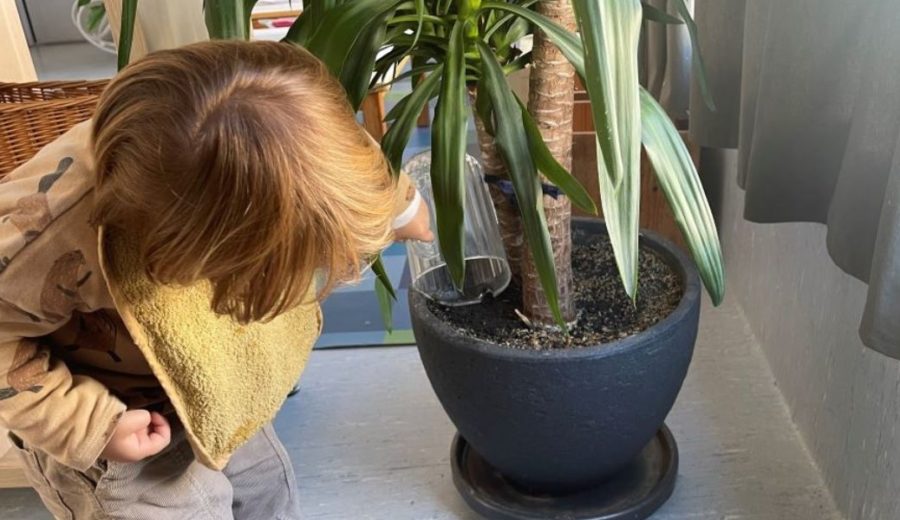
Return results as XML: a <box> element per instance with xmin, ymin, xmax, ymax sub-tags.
<box><xmin>21</xmin><ymin>0</ymin><xmax>82</xmax><ymax>44</ymax></box>
<box><xmin>709</xmin><ymin>149</ymin><xmax>900</xmax><ymax>520</ymax></box>
<box><xmin>0</xmin><ymin>0</ymin><xmax>35</xmax><ymax>82</ymax></box>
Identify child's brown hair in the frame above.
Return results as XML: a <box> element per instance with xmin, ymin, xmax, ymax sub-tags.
<box><xmin>91</xmin><ymin>40</ymin><xmax>395</xmax><ymax>323</ymax></box>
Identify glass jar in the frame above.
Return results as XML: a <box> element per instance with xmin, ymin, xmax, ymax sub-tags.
<box><xmin>403</xmin><ymin>150</ymin><xmax>511</xmax><ymax>306</ymax></box>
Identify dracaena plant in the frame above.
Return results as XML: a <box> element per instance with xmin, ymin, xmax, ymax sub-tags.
<box><xmin>116</xmin><ymin>0</ymin><xmax>724</xmax><ymax>329</ymax></box>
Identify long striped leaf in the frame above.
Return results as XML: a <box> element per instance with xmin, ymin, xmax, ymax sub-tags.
<box><xmin>372</xmin><ymin>255</ymin><xmax>396</xmax><ymax>330</ymax></box>
<box><xmin>340</xmin><ymin>22</ymin><xmax>387</xmax><ymax>109</ymax></box>
<box><xmin>283</xmin><ymin>0</ymin><xmax>331</xmax><ymax>46</ymax></box>
<box><xmin>572</xmin><ymin>0</ymin><xmax>641</xmax><ymax>189</ymax></box>
<box><xmin>382</xmin><ymin>70</ymin><xmax>441</xmax><ymax>174</ymax></box>
<box><xmin>374</xmin><ymin>278</ymin><xmax>394</xmax><ymax>332</ymax></box>
<box><xmin>670</xmin><ymin>0</ymin><xmax>716</xmax><ymax>111</ymax></box>
<box><xmin>517</xmin><ymin>98</ymin><xmax>597</xmax><ymax>216</ymax></box>
<box><xmin>116</xmin><ymin>0</ymin><xmax>138</xmax><ymax>70</ymax></box>
<box><xmin>480</xmin><ymin>2</ymin><xmax>584</xmax><ymax>73</ymax></box>
<box><xmin>474</xmin><ymin>78</ymin><xmax>494</xmax><ymax>136</ymax></box>
<box><xmin>431</xmin><ymin>21</ymin><xmax>469</xmax><ymax>289</ymax></box>
<box><xmin>479</xmin><ymin>2</ymin><xmax>618</xmax><ymax>188</ymax></box>
<box><xmin>205</xmin><ymin>0</ymin><xmax>256</xmax><ymax>40</ymax></box>
<box><xmin>378</xmin><ymin>64</ymin><xmax>440</xmax><ymax>94</ymax></box>
<box><xmin>478</xmin><ymin>40</ymin><xmax>564</xmax><ymax>326</ymax></box>
<box><xmin>285</xmin><ymin>0</ymin><xmax>350</xmax><ymax>45</ymax></box>
<box><xmin>383</xmin><ymin>66</ymin><xmax>439</xmax><ymax>122</ymax></box>
<box><xmin>291</xmin><ymin>0</ymin><xmax>403</xmax><ymax>88</ymax></box>
<box><xmin>574</xmin><ymin>0</ymin><xmax>643</xmax><ymax>300</ymax></box>
<box><xmin>640</xmin><ymin>88</ymin><xmax>724</xmax><ymax>303</ymax></box>
<box><xmin>641</xmin><ymin>1</ymin><xmax>683</xmax><ymax>24</ymax></box>
<box><xmin>483</xmin><ymin>0</ymin><xmax>538</xmax><ymax>42</ymax></box>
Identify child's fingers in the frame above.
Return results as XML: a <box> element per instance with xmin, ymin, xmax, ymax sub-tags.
<box><xmin>141</xmin><ymin>415</ymin><xmax>171</xmax><ymax>456</ymax></box>
<box><xmin>142</xmin><ymin>431</ymin><xmax>170</xmax><ymax>456</ymax></box>
<box><xmin>148</xmin><ymin>412</ymin><xmax>172</xmax><ymax>441</ymax></box>
<box><xmin>117</xmin><ymin>409</ymin><xmax>152</xmax><ymax>435</ymax></box>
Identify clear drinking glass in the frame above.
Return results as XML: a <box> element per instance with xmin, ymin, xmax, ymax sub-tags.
<box><xmin>403</xmin><ymin>150</ymin><xmax>511</xmax><ymax>306</ymax></box>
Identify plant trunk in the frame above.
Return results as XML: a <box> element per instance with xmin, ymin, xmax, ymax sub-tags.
<box><xmin>521</xmin><ymin>0</ymin><xmax>576</xmax><ymax>325</ymax></box>
<box><xmin>472</xmin><ymin>92</ymin><xmax>524</xmax><ymax>287</ymax></box>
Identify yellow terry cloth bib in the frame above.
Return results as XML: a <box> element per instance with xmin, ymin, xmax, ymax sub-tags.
<box><xmin>98</xmin><ymin>227</ymin><xmax>320</xmax><ymax>470</ymax></box>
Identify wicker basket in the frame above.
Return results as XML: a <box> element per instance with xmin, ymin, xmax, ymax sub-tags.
<box><xmin>0</xmin><ymin>80</ymin><xmax>108</xmax><ymax>176</ymax></box>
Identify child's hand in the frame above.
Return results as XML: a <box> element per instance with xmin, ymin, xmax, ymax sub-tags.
<box><xmin>394</xmin><ymin>194</ymin><xmax>434</xmax><ymax>243</ymax></box>
<box><xmin>101</xmin><ymin>410</ymin><xmax>171</xmax><ymax>463</ymax></box>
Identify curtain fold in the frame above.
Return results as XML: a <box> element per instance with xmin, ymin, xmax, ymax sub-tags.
<box><xmin>690</xmin><ymin>0</ymin><xmax>900</xmax><ymax>358</ymax></box>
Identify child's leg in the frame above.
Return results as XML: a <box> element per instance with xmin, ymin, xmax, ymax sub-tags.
<box><xmin>224</xmin><ymin>424</ymin><xmax>301</xmax><ymax>520</ymax></box>
<box><xmin>9</xmin><ymin>425</ymin><xmax>235</xmax><ymax>519</ymax></box>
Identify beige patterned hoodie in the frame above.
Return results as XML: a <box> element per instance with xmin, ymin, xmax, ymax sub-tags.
<box><xmin>0</xmin><ymin>120</ymin><xmax>413</xmax><ymax>471</ymax></box>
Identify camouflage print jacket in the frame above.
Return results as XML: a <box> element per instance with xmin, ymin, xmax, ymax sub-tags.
<box><xmin>0</xmin><ymin>121</ymin><xmax>414</xmax><ymax>471</ymax></box>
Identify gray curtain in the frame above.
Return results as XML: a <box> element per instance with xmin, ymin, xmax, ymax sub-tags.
<box><xmin>641</xmin><ymin>0</ymin><xmax>694</xmax><ymax>123</ymax></box>
<box><xmin>689</xmin><ymin>0</ymin><xmax>900</xmax><ymax>358</ymax></box>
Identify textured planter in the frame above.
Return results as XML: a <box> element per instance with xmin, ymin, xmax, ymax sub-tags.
<box><xmin>410</xmin><ymin>219</ymin><xmax>701</xmax><ymax>492</ymax></box>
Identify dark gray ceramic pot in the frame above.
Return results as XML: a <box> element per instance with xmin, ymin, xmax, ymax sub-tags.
<box><xmin>410</xmin><ymin>219</ymin><xmax>701</xmax><ymax>492</ymax></box>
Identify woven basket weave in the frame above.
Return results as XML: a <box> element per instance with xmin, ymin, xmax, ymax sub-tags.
<box><xmin>0</xmin><ymin>80</ymin><xmax>108</xmax><ymax>177</ymax></box>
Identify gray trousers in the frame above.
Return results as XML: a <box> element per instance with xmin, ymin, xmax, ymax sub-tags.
<box><xmin>10</xmin><ymin>423</ymin><xmax>301</xmax><ymax>520</ymax></box>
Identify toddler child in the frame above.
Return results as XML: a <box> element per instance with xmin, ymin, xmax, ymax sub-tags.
<box><xmin>0</xmin><ymin>40</ymin><xmax>431</xmax><ymax>519</ymax></box>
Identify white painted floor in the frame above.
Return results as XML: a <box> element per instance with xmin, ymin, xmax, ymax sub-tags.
<box><xmin>0</xmin><ymin>296</ymin><xmax>842</xmax><ymax>519</ymax></box>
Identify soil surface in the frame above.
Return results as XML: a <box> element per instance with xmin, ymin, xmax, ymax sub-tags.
<box><xmin>428</xmin><ymin>230</ymin><xmax>683</xmax><ymax>349</ymax></box>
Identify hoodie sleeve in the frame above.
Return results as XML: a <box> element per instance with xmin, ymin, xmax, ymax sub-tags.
<box><xmin>0</xmin><ymin>124</ymin><xmax>127</xmax><ymax>471</ymax></box>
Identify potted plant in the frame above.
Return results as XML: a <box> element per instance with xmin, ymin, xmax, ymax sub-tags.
<box><xmin>298</xmin><ymin>3</ymin><xmax>723</xmax><ymax>516</ymax></box>
<box><xmin>117</xmin><ymin>1</ymin><xmax>724</xmax><ymax>517</ymax></box>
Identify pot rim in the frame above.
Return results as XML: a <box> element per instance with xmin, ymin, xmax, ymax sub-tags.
<box><xmin>409</xmin><ymin>219</ymin><xmax>702</xmax><ymax>362</ymax></box>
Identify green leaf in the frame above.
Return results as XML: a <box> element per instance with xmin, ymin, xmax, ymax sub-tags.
<box><xmin>117</xmin><ymin>0</ymin><xmax>138</xmax><ymax>71</ymax></box>
<box><xmin>85</xmin><ymin>4</ymin><xmax>107</xmax><ymax>33</ymax></box>
<box><xmin>284</xmin><ymin>4</ymin><xmax>318</xmax><ymax>46</ymax></box>
<box><xmin>505</xmin><ymin>49</ymin><xmax>532</xmax><ymax>74</ymax></box>
<box><xmin>670</xmin><ymin>0</ymin><xmax>716</xmax><ymax>111</ymax></box>
<box><xmin>371</xmin><ymin>46</ymin><xmax>414</xmax><ymax>85</ymax></box>
<box><xmin>298</xmin><ymin>0</ymin><xmax>405</xmax><ymax>87</ymax></box>
<box><xmin>410</xmin><ymin>0</ymin><xmax>427</xmax><ymax>51</ymax></box>
<box><xmin>474</xmin><ymin>78</ymin><xmax>493</xmax><ymax>136</ymax></box>
<box><xmin>378</xmin><ymin>64</ymin><xmax>439</xmax><ymax>92</ymax></box>
<box><xmin>382</xmin><ymin>0</ymin><xmax>432</xmax><ymax>83</ymax></box>
<box><xmin>287</xmin><ymin>0</ymin><xmax>342</xmax><ymax>45</ymax></box>
<box><xmin>375</xmin><ymin>280</ymin><xmax>394</xmax><ymax>332</ymax></box>
<box><xmin>372</xmin><ymin>256</ymin><xmax>396</xmax><ymax>332</ymax></box>
<box><xmin>204</xmin><ymin>0</ymin><xmax>257</xmax><ymax>40</ymax></box>
<box><xmin>482</xmin><ymin>0</ymin><xmax>538</xmax><ymax>42</ymax></box>
<box><xmin>517</xmin><ymin>98</ymin><xmax>597</xmax><ymax>215</ymax></box>
<box><xmin>388</xmin><ymin>13</ymin><xmax>446</xmax><ymax>25</ymax></box>
<box><xmin>371</xmin><ymin>255</ymin><xmax>397</xmax><ymax>300</ymax></box>
<box><xmin>77</xmin><ymin>0</ymin><xmax>91</xmax><ymax>7</ymax></box>
<box><xmin>573</xmin><ymin>0</ymin><xmax>643</xmax><ymax>300</ymax></box>
<box><xmin>641</xmin><ymin>2</ymin><xmax>683</xmax><ymax>25</ymax></box>
<box><xmin>640</xmin><ymin>88</ymin><xmax>724</xmax><ymax>304</ymax></box>
<box><xmin>341</xmin><ymin>22</ymin><xmax>387</xmax><ymax>109</ymax></box>
<box><xmin>477</xmin><ymin>40</ymin><xmax>564</xmax><ymax>326</ymax></box>
<box><xmin>386</xmin><ymin>33</ymin><xmax>448</xmax><ymax>51</ymax></box>
<box><xmin>382</xmin><ymin>70</ymin><xmax>441</xmax><ymax>173</ymax></box>
<box><xmin>431</xmin><ymin>21</ymin><xmax>469</xmax><ymax>290</ymax></box>
<box><xmin>496</xmin><ymin>16</ymin><xmax>530</xmax><ymax>50</ymax></box>
<box><xmin>572</xmin><ymin>0</ymin><xmax>641</xmax><ymax>188</ymax></box>
<box><xmin>479</xmin><ymin>2</ymin><xmax>584</xmax><ymax>73</ymax></box>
